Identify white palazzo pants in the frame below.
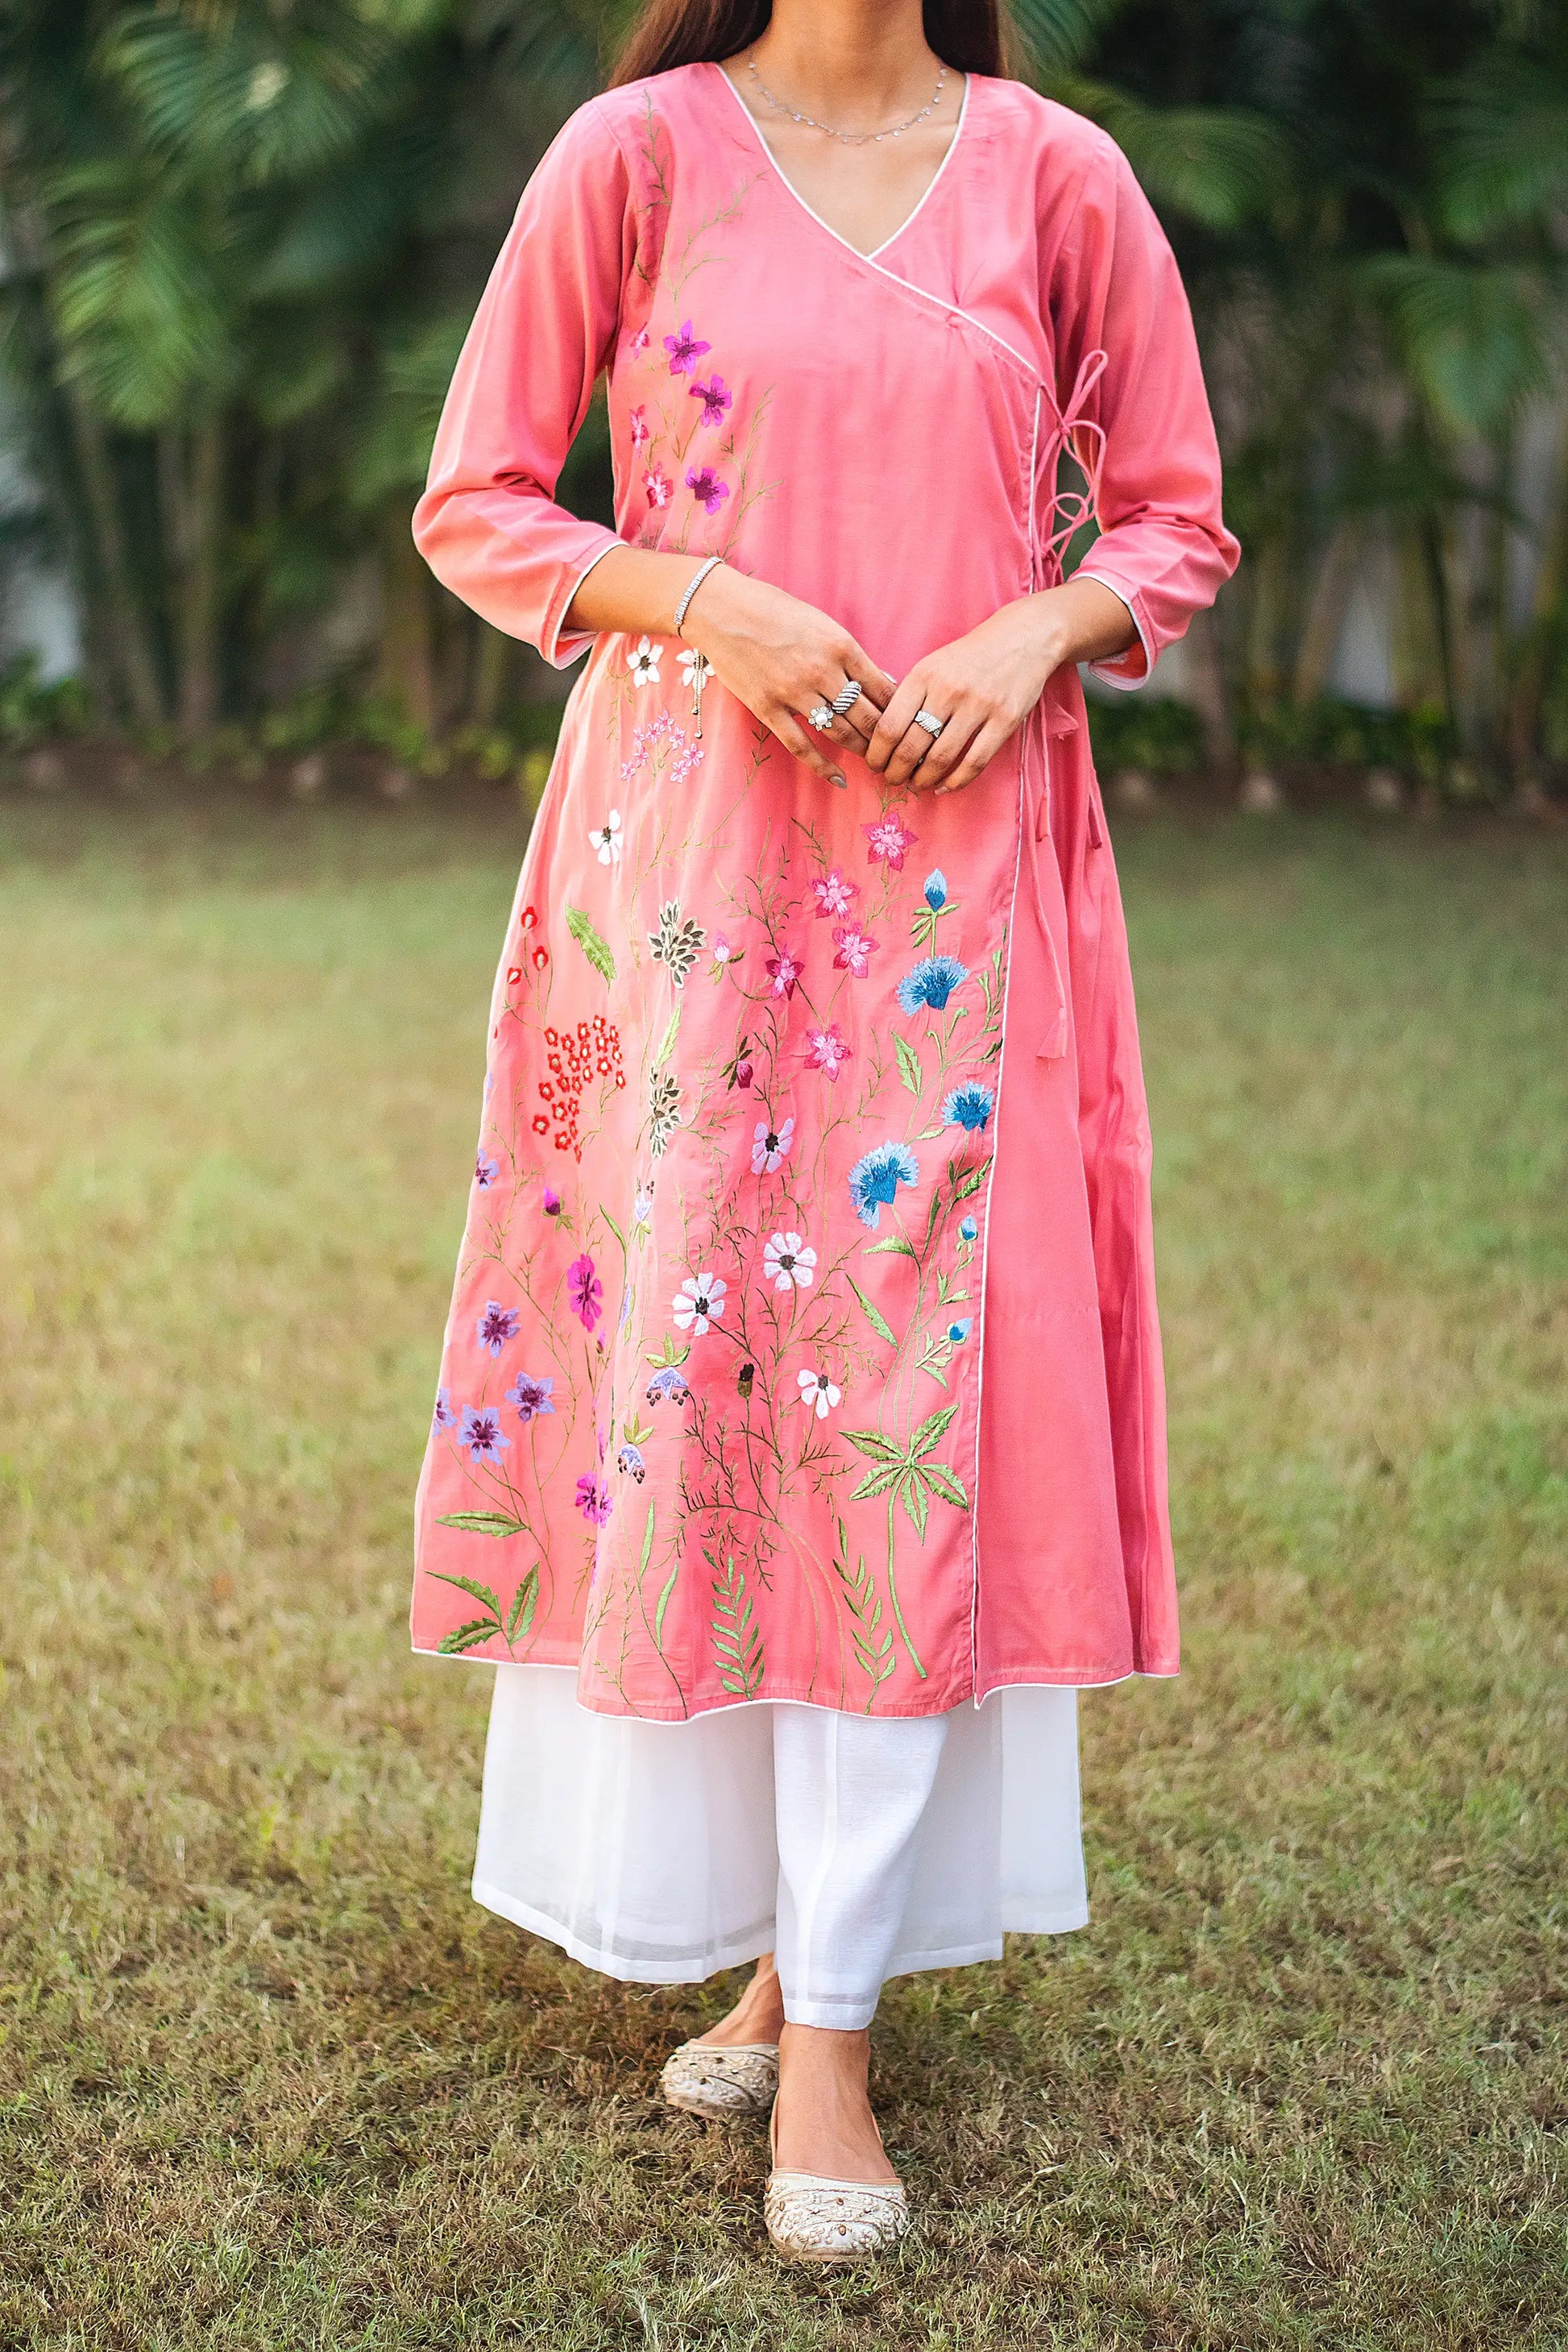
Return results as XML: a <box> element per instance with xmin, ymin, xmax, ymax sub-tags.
<box><xmin>473</xmin><ymin>1667</ymin><xmax>1089</xmax><ymax>2027</ymax></box>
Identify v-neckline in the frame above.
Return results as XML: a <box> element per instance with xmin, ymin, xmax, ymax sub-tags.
<box><xmin>707</xmin><ymin>59</ymin><xmax>970</xmax><ymax>266</ymax></box>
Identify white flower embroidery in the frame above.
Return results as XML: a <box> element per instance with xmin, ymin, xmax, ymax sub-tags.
<box><xmin>672</xmin><ymin>1271</ymin><xmax>726</xmax><ymax>1335</ymax></box>
<box><xmin>629</xmin><ymin>637</ymin><xmax>662</xmax><ymax>687</ymax></box>
<box><xmin>751</xmin><ymin>1115</ymin><xmax>795</xmax><ymax>1175</ymax></box>
<box><xmin>589</xmin><ymin>809</ymin><xmax>622</xmax><ymax>865</ymax></box>
<box><xmin>763</xmin><ymin>1232</ymin><xmax>816</xmax><ymax>1292</ymax></box>
<box><xmin>677</xmin><ymin>645</ymin><xmax>711</xmax><ymax>692</ymax></box>
<box><xmin>798</xmin><ymin>1369</ymin><xmax>841</xmax><ymax>1420</ymax></box>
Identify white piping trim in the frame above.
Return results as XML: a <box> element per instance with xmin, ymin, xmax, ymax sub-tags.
<box><xmin>545</xmin><ymin>539</ymin><xmax>621</xmax><ymax>667</ymax></box>
<box><xmin>705</xmin><ymin>64</ymin><xmax>1039</xmax><ymax>384</ymax></box>
<box><xmin>1076</xmin><ymin>570</ymin><xmax>1155</xmax><ymax>690</ymax></box>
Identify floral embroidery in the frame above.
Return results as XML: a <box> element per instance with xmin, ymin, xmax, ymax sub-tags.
<box><xmin>763</xmin><ymin>1232</ymin><xmax>816</xmax><ymax>1292</ymax></box>
<box><xmin>942</xmin><ymin>1082</ymin><xmax>995</xmax><ymax>1133</ymax></box>
<box><xmin>923</xmin><ymin>869</ymin><xmax>948</xmax><ymax>909</ymax></box>
<box><xmin>629</xmin><ymin>405</ymin><xmax>649</xmax><ymax>447</ymax></box>
<box><xmin>459</xmin><ymin>1404</ymin><xmax>510</xmax><ymax>1464</ymax></box>
<box><xmin>674</xmin><ymin>1271</ymin><xmax>727</xmax><ymax>1334</ymax></box>
<box><xmin>947</xmin><ymin>1317</ymin><xmax>973</xmax><ymax>1345</ymax></box>
<box><xmin>476</xmin><ymin>1300</ymin><xmax>520</xmax><ymax>1356</ymax></box>
<box><xmin>685</xmin><ymin>465</ymin><xmax>729</xmax><ymax>514</ymax></box>
<box><xmin>504</xmin><ymin>1371</ymin><xmax>555</xmax><ymax>1423</ymax></box>
<box><xmin>805</xmin><ymin>1022</ymin><xmax>851</xmax><ymax>1079</ymax></box>
<box><xmin>650</xmin><ymin>901</ymin><xmax>706</xmax><ymax>986</ymax></box>
<box><xmin>765</xmin><ymin>946</ymin><xmax>803</xmax><ymax>998</ymax></box>
<box><xmin>628</xmin><ymin>326</ymin><xmax>649</xmax><ymax>358</ymax></box>
<box><xmin>848</xmin><ymin>1142</ymin><xmax>919</xmax><ymax>1229</ymax></box>
<box><xmin>628</xmin><ymin>637</ymin><xmax>661</xmax><ymax>687</ymax></box>
<box><xmin>475</xmin><ymin>1152</ymin><xmax>499</xmax><ymax>1188</ymax></box>
<box><xmin>832</xmin><ymin>924</ymin><xmax>878</xmax><ymax>977</ymax></box>
<box><xmin>543</xmin><ymin>1188</ymin><xmax>562</xmax><ymax>1216</ymax></box>
<box><xmin>537</xmin><ymin>1018</ymin><xmax>626</xmax><ymax>1160</ymax></box>
<box><xmin>898</xmin><ymin>956</ymin><xmax>969</xmax><ymax>1014</ymax></box>
<box><xmin>649</xmin><ymin>1072</ymin><xmax>682</xmax><ymax>1157</ymax></box>
<box><xmin>864</xmin><ymin>813</ymin><xmax>917</xmax><ymax>869</ymax></box>
<box><xmin>590</xmin><ymin>811</ymin><xmax>622</xmax><ymax>865</ymax></box>
<box><xmin>811</xmin><ymin>869</ymin><xmax>858</xmax><ymax>918</ymax></box>
<box><xmin>752</xmin><ymin>1115</ymin><xmax>795</xmax><ymax>1174</ymax></box>
<box><xmin>663</xmin><ymin>318</ymin><xmax>710</xmax><ymax>375</ymax></box>
<box><xmin>617</xmin><ymin>1441</ymin><xmax>647</xmax><ymax>1482</ymax></box>
<box><xmin>644</xmin><ymin>463</ymin><xmax>672</xmax><ymax>508</ymax></box>
<box><xmin>690</xmin><ymin>374</ymin><xmax>732</xmax><ymax>427</ymax></box>
<box><xmin>433</xmin><ymin>1387</ymin><xmax>457</xmax><ymax>1432</ymax></box>
<box><xmin>645</xmin><ymin>1364</ymin><xmax>691</xmax><ymax>1408</ymax></box>
<box><xmin>566</xmin><ymin>1255</ymin><xmax>604</xmax><ymax>1330</ymax></box>
<box><xmin>798</xmin><ymin>1369</ymin><xmax>842</xmax><ymax>1419</ymax></box>
<box><xmin>959</xmin><ymin>1213</ymin><xmax>979</xmax><ymax>1242</ymax></box>
<box><xmin>575</xmin><ymin>1472</ymin><xmax>613</xmax><ymax>1523</ymax></box>
<box><xmin>708</xmin><ymin>930</ymin><xmax>741</xmax><ymax>977</ymax></box>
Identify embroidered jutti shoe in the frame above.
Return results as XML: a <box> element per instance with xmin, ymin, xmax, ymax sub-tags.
<box><xmin>660</xmin><ymin>2039</ymin><xmax>778</xmax><ymax>2118</ymax></box>
<box><xmin>763</xmin><ymin>2110</ymin><xmax>911</xmax><ymax>2264</ymax></box>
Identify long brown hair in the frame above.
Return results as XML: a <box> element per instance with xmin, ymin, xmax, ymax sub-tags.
<box><xmin>610</xmin><ymin>2</ymin><xmax>1018</xmax><ymax>87</ymax></box>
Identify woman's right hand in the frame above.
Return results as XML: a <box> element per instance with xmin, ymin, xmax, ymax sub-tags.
<box><xmin>679</xmin><ymin>564</ymin><xmax>896</xmax><ymax>785</ymax></box>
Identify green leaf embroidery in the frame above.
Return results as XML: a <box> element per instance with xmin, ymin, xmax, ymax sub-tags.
<box><xmin>847</xmin><ymin>1274</ymin><xmax>897</xmax><ymax>1347</ymax></box>
<box><xmin>652</xmin><ymin>1001</ymin><xmax>681</xmax><ymax>1068</ymax></box>
<box><xmin>832</xmin><ymin>1526</ymin><xmax>896</xmax><ymax>1708</ymax></box>
<box><xmin>504</xmin><ymin>1566</ymin><xmax>538</xmax><ymax>1645</ymax></box>
<box><xmin>435</xmin><ymin>1512</ymin><xmax>529</xmax><ymax>1538</ymax></box>
<box><xmin>437</xmin><ymin>1618</ymin><xmax>499</xmax><ymax>1656</ymax></box>
<box><xmin>565</xmin><ymin>905</ymin><xmax>616</xmax><ymax>982</ymax></box>
<box><xmin>427</xmin><ymin>1569</ymin><xmax>504</xmax><ymax>1619</ymax></box>
<box><xmin>952</xmin><ymin>1162</ymin><xmax>987</xmax><ymax>1202</ymax></box>
<box><xmin>865</xmin><ymin>1234</ymin><xmax>919</xmax><ymax>1259</ymax></box>
<box><xmin>708</xmin><ymin>1549</ymin><xmax>764</xmax><ymax>1699</ymax></box>
<box><xmin>843</xmin><ymin>1429</ymin><xmax>903</xmax><ymax>1464</ymax></box>
<box><xmin>894</xmin><ymin>1034</ymin><xmax>923</xmax><ymax>1094</ymax></box>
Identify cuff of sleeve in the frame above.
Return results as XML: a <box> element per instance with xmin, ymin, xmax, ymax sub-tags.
<box><xmin>1077</xmin><ymin>573</ymin><xmax>1155</xmax><ymax>692</ymax></box>
<box><xmin>541</xmin><ymin>535</ymin><xmax>624</xmax><ymax>669</ymax></box>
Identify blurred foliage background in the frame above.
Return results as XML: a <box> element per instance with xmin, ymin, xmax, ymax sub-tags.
<box><xmin>0</xmin><ymin>0</ymin><xmax>1565</xmax><ymax>798</ymax></box>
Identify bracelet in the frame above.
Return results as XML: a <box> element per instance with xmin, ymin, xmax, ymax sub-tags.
<box><xmin>674</xmin><ymin>555</ymin><xmax>723</xmax><ymax>637</ymax></box>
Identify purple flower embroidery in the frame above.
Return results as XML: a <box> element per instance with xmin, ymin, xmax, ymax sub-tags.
<box><xmin>575</xmin><ymin>1473</ymin><xmax>613</xmax><ymax>1524</ymax></box>
<box><xmin>567</xmin><ymin>1253</ymin><xmax>603</xmax><ymax>1330</ymax></box>
<box><xmin>475</xmin><ymin>1152</ymin><xmax>499</xmax><ymax>1188</ymax></box>
<box><xmin>541</xmin><ymin>1186</ymin><xmax>562</xmax><ymax>1216</ymax></box>
<box><xmin>690</xmin><ymin>373</ymin><xmax>732</xmax><ymax>427</ymax></box>
<box><xmin>459</xmin><ymin>1404</ymin><xmax>511</xmax><ymax>1465</ymax></box>
<box><xmin>504</xmin><ymin>1371</ymin><xmax>555</xmax><ymax>1425</ymax></box>
<box><xmin>433</xmin><ymin>1386</ymin><xmax>458</xmax><ymax>1432</ymax></box>
<box><xmin>476</xmin><ymin>1300</ymin><xmax>520</xmax><ymax>1357</ymax></box>
<box><xmin>685</xmin><ymin>465</ymin><xmax>729</xmax><ymax>514</ymax></box>
<box><xmin>663</xmin><ymin>319</ymin><xmax>710</xmax><ymax>375</ymax></box>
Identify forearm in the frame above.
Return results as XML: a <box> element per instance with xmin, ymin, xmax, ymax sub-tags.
<box><xmin>1023</xmin><ymin>575</ymin><xmax>1140</xmax><ymax>675</ymax></box>
<box><xmin>565</xmin><ymin>545</ymin><xmax>717</xmax><ymax>639</ymax></box>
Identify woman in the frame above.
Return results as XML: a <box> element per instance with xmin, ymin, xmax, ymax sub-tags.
<box><xmin>410</xmin><ymin>0</ymin><xmax>1238</xmax><ymax>2263</ymax></box>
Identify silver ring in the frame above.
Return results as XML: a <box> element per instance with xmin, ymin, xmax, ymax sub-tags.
<box><xmin>913</xmin><ymin>707</ymin><xmax>946</xmax><ymax>737</ymax></box>
<box><xmin>830</xmin><ymin>681</ymin><xmax>863</xmax><ymax>717</ymax></box>
<box><xmin>807</xmin><ymin>703</ymin><xmax>836</xmax><ymax>731</ymax></box>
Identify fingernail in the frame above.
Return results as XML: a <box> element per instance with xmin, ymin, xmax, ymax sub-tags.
<box><xmin>830</xmin><ymin>771</ymin><xmax>846</xmax><ymax>788</ymax></box>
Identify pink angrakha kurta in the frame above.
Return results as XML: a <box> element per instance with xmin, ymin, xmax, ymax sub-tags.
<box><xmin>409</xmin><ymin>64</ymin><xmax>1238</xmax><ymax>1719</ymax></box>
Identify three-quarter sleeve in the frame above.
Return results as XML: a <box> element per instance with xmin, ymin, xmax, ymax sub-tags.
<box><xmin>1048</xmin><ymin>139</ymin><xmax>1239</xmax><ymax>689</ymax></box>
<box><xmin>413</xmin><ymin>102</ymin><xmax>633</xmax><ymax>666</ymax></box>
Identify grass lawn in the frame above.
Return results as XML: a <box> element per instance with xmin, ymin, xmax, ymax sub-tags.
<box><xmin>0</xmin><ymin>788</ymin><xmax>1563</xmax><ymax>2350</ymax></box>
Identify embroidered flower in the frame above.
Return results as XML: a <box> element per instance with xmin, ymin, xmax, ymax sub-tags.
<box><xmin>459</xmin><ymin>1404</ymin><xmax>510</xmax><ymax>1464</ymax></box>
<box><xmin>663</xmin><ymin>318</ymin><xmax>710</xmax><ymax>375</ymax></box>
<box><xmin>734</xmin><ymin>1053</ymin><xmax>753</xmax><ymax>1089</ymax></box>
<box><xmin>590</xmin><ymin>810</ymin><xmax>622</xmax><ymax>865</ymax></box>
<box><xmin>628</xmin><ymin>404</ymin><xmax>649</xmax><ymax>448</ymax></box>
<box><xmin>948</xmin><ymin>1317</ymin><xmax>974</xmax><ymax>1345</ymax></box>
<box><xmin>678</xmin><ymin>645</ymin><xmax>712</xmax><ymax>697</ymax></box>
<box><xmin>864</xmin><ymin>812</ymin><xmax>917</xmax><ymax>869</ymax></box>
<box><xmin>616</xmin><ymin>1441</ymin><xmax>646</xmax><ymax>1483</ymax></box>
<box><xmin>645</xmin><ymin>1364</ymin><xmax>691</xmax><ymax>1408</ymax></box>
<box><xmin>476</xmin><ymin>1300</ymin><xmax>520</xmax><ymax>1356</ymax></box>
<box><xmin>765</xmin><ymin>946</ymin><xmax>803</xmax><ymax>998</ymax></box>
<box><xmin>689</xmin><ymin>373</ymin><xmax>733</xmax><ymax>429</ymax></box>
<box><xmin>649</xmin><ymin>1071</ymin><xmax>682</xmax><ymax>1157</ymax></box>
<box><xmin>685</xmin><ymin>464</ymin><xmax>729</xmax><ymax>514</ymax></box>
<box><xmin>649</xmin><ymin>900</ymin><xmax>705</xmax><ymax>986</ymax></box>
<box><xmin>763</xmin><ymin>1232</ymin><xmax>817</xmax><ymax>1292</ymax></box>
<box><xmin>752</xmin><ymin>1115</ymin><xmax>795</xmax><ymax>1174</ymax></box>
<box><xmin>960</xmin><ymin>1213</ymin><xmax>979</xmax><ymax>1242</ymax></box>
<box><xmin>633</xmin><ymin>1184</ymin><xmax>654</xmax><ymax>1222</ymax></box>
<box><xmin>832</xmin><ymin>923</ymin><xmax>879</xmax><ymax>977</ymax></box>
<box><xmin>798</xmin><ymin>1368</ymin><xmax>842</xmax><ymax>1420</ymax></box>
<box><xmin>433</xmin><ymin>1386</ymin><xmax>458</xmax><ymax>1432</ymax></box>
<box><xmin>475</xmin><ymin>1152</ymin><xmax>499</xmax><ymax>1188</ymax></box>
<box><xmin>805</xmin><ymin>1021</ymin><xmax>851</xmax><ymax>1079</ymax></box>
<box><xmin>898</xmin><ymin>955</ymin><xmax>969</xmax><ymax>1014</ymax></box>
<box><xmin>673</xmin><ymin>1271</ymin><xmax>727</xmax><ymax>1335</ymax></box>
<box><xmin>575</xmin><ymin>1472</ymin><xmax>613</xmax><ymax>1524</ymax></box>
<box><xmin>629</xmin><ymin>326</ymin><xmax>650</xmax><ymax>357</ymax></box>
<box><xmin>848</xmin><ymin>1142</ymin><xmax>919</xmax><ymax>1229</ymax></box>
<box><xmin>542</xmin><ymin>1187</ymin><xmax>562</xmax><ymax>1216</ymax></box>
<box><xmin>644</xmin><ymin>463</ymin><xmax>673</xmax><ymax>509</ymax></box>
<box><xmin>566</xmin><ymin>1254</ymin><xmax>603</xmax><ymax>1330</ymax></box>
<box><xmin>628</xmin><ymin>637</ymin><xmax>661</xmax><ymax>688</ymax></box>
<box><xmin>709</xmin><ymin>931</ymin><xmax>739</xmax><ymax>974</ymax></box>
<box><xmin>942</xmin><ymin>1081</ymin><xmax>995</xmax><ymax>1133</ymax></box>
<box><xmin>504</xmin><ymin>1371</ymin><xmax>555</xmax><ymax>1425</ymax></box>
<box><xmin>923</xmin><ymin>869</ymin><xmax>948</xmax><ymax>909</ymax></box>
<box><xmin>811</xmin><ymin>868</ymin><xmax>858</xmax><ymax>919</ymax></box>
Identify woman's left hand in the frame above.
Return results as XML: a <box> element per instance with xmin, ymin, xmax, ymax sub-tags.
<box><xmin>864</xmin><ymin>578</ymin><xmax>1139</xmax><ymax>795</ymax></box>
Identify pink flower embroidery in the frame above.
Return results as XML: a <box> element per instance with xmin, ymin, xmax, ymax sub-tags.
<box><xmin>628</xmin><ymin>405</ymin><xmax>649</xmax><ymax>448</ymax></box>
<box><xmin>566</xmin><ymin>1253</ymin><xmax>603</xmax><ymax>1330</ymax></box>
<box><xmin>643</xmin><ymin>463</ymin><xmax>673</xmax><ymax>509</ymax></box>
<box><xmin>690</xmin><ymin>374</ymin><xmax>732</xmax><ymax>428</ymax></box>
<box><xmin>863</xmin><ymin>812</ymin><xmax>918</xmax><ymax>869</ymax></box>
<box><xmin>685</xmin><ymin>465</ymin><xmax>729</xmax><ymax>514</ymax></box>
<box><xmin>811</xmin><ymin>869</ymin><xmax>858</xmax><ymax>919</ymax></box>
<box><xmin>663</xmin><ymin>319</ymin><xmax>710</xmax><ymax>375</ymax></box>
<box><xmin>832</xmin><ymin>924</ymin><xmax>879</xmax><ymax>977</ymax></box>
<box><xmin>806</xmin><ymin>1022</ymin><xmax>851</xmax><ymax>1080</ymax></box>
<box><xmin>765</xmin><ymin>947</ymin><xmax>803</xmax><ymax>998</ymax></box>
<box><xmin>628</xmin><ymin>326</ymin><xmax>650</xmax><ymax>357</ymax></box>
<box><xmin>575</xmin><ymin>1473</ymin><xmax>613</xmax><ymax>1524</ymax></box>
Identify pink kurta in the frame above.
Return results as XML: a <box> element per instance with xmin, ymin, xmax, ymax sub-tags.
<box><xmin>409</xmin><ymin>64</ymin><xmax>1238</xmax><ymax>1719</ymax></box>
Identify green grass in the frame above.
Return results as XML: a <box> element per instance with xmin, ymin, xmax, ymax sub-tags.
<box><xmin>1</xmin><ymin>790</ymin><xmax>1564</xmax><ymax>2350</ymax></box>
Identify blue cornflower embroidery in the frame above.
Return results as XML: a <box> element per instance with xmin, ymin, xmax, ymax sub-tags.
<box><xmin>897</xmin><ymin>955</ymin><xmax>969</xmax><ymax>1013</ymax></box>
<box><xmin>923</xmin><ymin>869</ymin><xmax>948</xmax><ymax>910</ymax></box>
<box><xmin>942</xmin><ymin>1082</ymin><xmax>995</xmax><ymax>1134</ymax></box>
<box><xmin>848</xmin><ymin>1141</ymin><xmax>920</xmax><ymax>1229</ymax></box>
